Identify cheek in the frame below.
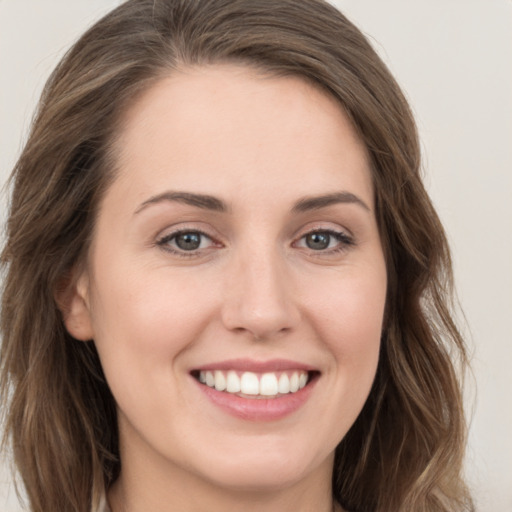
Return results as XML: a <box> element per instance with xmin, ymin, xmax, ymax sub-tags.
<box><xmin>309</xmin><ymin>266</ymin><xmax>385</xmax><ymax>336</ymax></box>
<box><xmin>88</xmin><ymin>267</ymin><xmax>217</xmax><ymax>390</ymax></box>
<box><xmin>303</xmin><ymin>265</ymin><xmax>386</xmax><ymax>382</ymax></box>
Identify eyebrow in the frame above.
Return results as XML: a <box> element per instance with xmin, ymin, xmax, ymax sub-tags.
<box><xmin>134</xmin><ymin>190</ymin><xmax>370</xmax><ymax>215</ymax></box>
<box><xmin>291</xmin><ymin>192</ymin><xmax>371</xmax><ymax>213</ymax></box>
<box><xmin>135</xmin><ymin>191</ymin><xmax>228</xmax><ymax>214</ymax></box>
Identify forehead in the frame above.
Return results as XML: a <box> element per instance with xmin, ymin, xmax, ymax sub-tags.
<box><xmin>109</xmin><ymin>64</ymin><xmax>373</xmax><ymax>211</ymax></box>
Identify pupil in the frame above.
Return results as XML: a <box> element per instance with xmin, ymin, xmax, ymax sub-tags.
<box><xmin>306</xmin><ymin>232</ymin><xmax>330</xmax><ymax>250</ymax></box>
<box><xmin>176</xmin><ymin>232</ymin><xmax>201</xmax><ymax>250</ymax></box>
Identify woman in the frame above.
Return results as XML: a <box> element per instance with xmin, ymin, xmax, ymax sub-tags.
<box><xmin>0</xmin><ymin>0</ymin><xmax>473</xmax><ymax>511</ymax></box>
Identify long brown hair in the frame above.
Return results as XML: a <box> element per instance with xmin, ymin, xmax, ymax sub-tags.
<box><xmin>1</xmin><ymin>1</ymin><xmax>473</xmax><ymax>510</ymax></box>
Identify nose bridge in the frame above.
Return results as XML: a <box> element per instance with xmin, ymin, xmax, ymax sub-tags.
<box><xmin>221</xmin><ymin>241</ymin><xmax>299</xmax><ymax>339</ymax></box>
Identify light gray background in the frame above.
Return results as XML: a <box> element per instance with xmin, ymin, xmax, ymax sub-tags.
<box><xmin>1</xmin><ymin>1</ymin><xmax>511</xmax><ymax>511</ymax></box>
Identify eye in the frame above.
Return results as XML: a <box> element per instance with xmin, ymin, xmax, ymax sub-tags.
<box><xmin>304</xmin><ymin>232</ymin><xmax>333</xmax><ymax>250</ymax></box>
<box><xmin>295</xmin><ymin>229</ymin><xmax>354</xmax><ymax>253</ymax></box>
<box><xmin>157</xmin><ymin>230</ymin><xmax>216</xmax><ymax>254</ymax></box>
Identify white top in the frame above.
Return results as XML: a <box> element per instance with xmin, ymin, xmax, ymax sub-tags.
<box><xmin>94</xmin><ymin>494</ymin><xmax>111</xmax><ymax>512</ymax></box>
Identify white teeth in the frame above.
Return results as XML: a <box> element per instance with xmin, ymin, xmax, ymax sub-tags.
<box><xmin>260</xmin><ymin>373</ymin><xmax>278</xmax><ymax>396</ymax></box>
<box><xmin>240</xmin><ymin>372</ymin><xmax>260</xmax><ymax>395</ymax></box>
<box><xmin>198</xmin><ymin>370</ymin><xmax>310</xmax><ymax>397</ymax></box>
<box><xmin>290</xmin><ymin>372</ymin><xmax>300</xmax><ymax>393</ymax></box>
<box><xmin>226</xmin><ymin>370</ymin><xmax>241</xmax><ymax>393</ymax></box>
<box><xmin>278</xmin><ymin>373</ymin><xmax>290</xmax><ymax>394</ymax></box>
<box><xmin>214</xmin><ymin>370</ymin><xmax>226</xmax><ymax>391</ymax></box>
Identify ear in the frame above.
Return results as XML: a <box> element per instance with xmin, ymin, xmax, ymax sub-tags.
<box><xmin>55</xmin><ymin>269</ymin><xmax>94</xmax><ymax>341</ymax></box>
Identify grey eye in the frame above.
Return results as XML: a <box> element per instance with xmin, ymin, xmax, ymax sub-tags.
<box><xmin>174</xmin><ymin>232</ymin><xmax>203</xmax><ymax>251</ymax></box>
<box><xmin>157</xmin><ymin>229</ymin><xmax>217</xmax><ymax>255</ymax></box>
<box><xmin>305</xmin><ymin>232</ymin><xmax>332</xmax><ymax>250</ymax></box>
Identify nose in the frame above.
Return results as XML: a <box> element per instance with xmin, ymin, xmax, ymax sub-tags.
<box><xmin>221</xmin><ymin>248</ymin><xmax>301</xmax><ymax>340</ymax></box>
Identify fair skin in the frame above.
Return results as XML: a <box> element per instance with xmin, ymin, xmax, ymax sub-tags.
<box><xmin>64</xmin><ymin>65</ymin><xmax>387</xmax><ymax>512</ymax></box>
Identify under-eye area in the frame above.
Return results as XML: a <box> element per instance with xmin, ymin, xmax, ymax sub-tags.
<box><xmin>191</xmin><ymin>370</ymin><xmax>321</xmax><ymax>398</ymax></box>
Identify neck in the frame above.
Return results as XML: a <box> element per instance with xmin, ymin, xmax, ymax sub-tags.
<box><xmin>109</xmin><ymin>480</ymin><xmax>340</xmax><ymax>512</ymax></box>
<box><xmin>108</xmin><ymin>439</ymin><xmax>339</xmax><ymax>512</ymax></box>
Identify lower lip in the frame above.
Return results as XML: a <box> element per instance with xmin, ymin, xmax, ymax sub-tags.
<box><xmin>194</xmin><ymin>376</ymin><xmax>317</xmax><ymax>421</ymax></box>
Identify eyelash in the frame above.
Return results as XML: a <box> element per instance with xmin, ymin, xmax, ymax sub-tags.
<box><xmin>156</xmin><ymin>228</ymin><xmax>355</xmax><ymax>258</ymax></box>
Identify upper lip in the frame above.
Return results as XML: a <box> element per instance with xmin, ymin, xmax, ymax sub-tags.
<box><xmin>191</xmin><ymin>358</ymin><xmax>318</xmax><ymax>373</ymax></box>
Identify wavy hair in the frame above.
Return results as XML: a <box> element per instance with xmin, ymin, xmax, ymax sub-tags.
<box><xmin>1</xmin><ymin>1</ymin><xmax>473</xmax><ymax>510</ymax></box>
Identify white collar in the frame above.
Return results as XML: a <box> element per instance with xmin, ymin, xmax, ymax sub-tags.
<box><xmin>93</xmin><ymin>493</ymin><xmax>111</xmax><ymax>512</ymax></box>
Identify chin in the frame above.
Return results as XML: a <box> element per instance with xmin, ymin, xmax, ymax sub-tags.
<box><xmin>203</xmin><ymin>462</ymin><xmax>311</xmax><ymax>493</ymax></box>
<box><xmin>187</xmin><ymin>438</ymin><xmax>333</xmax><ymax>493</ymax></box>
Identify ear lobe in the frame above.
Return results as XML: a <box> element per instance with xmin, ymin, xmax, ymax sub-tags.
<box><xmin>55</xmin><ymin>271</ymin><xmax>94</xmax><ymax>341</ymax></box>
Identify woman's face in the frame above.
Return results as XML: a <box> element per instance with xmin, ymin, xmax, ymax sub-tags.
<box><xmin>68</xmin><ymin>65</ymin><xmax>387</xmax><ymax>494</ymax></box>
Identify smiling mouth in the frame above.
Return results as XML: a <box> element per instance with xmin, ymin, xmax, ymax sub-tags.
<box><xmin>191</xmin><ymin>370</ymin><xmax>318</xmax><ymax>399</ymax></box>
